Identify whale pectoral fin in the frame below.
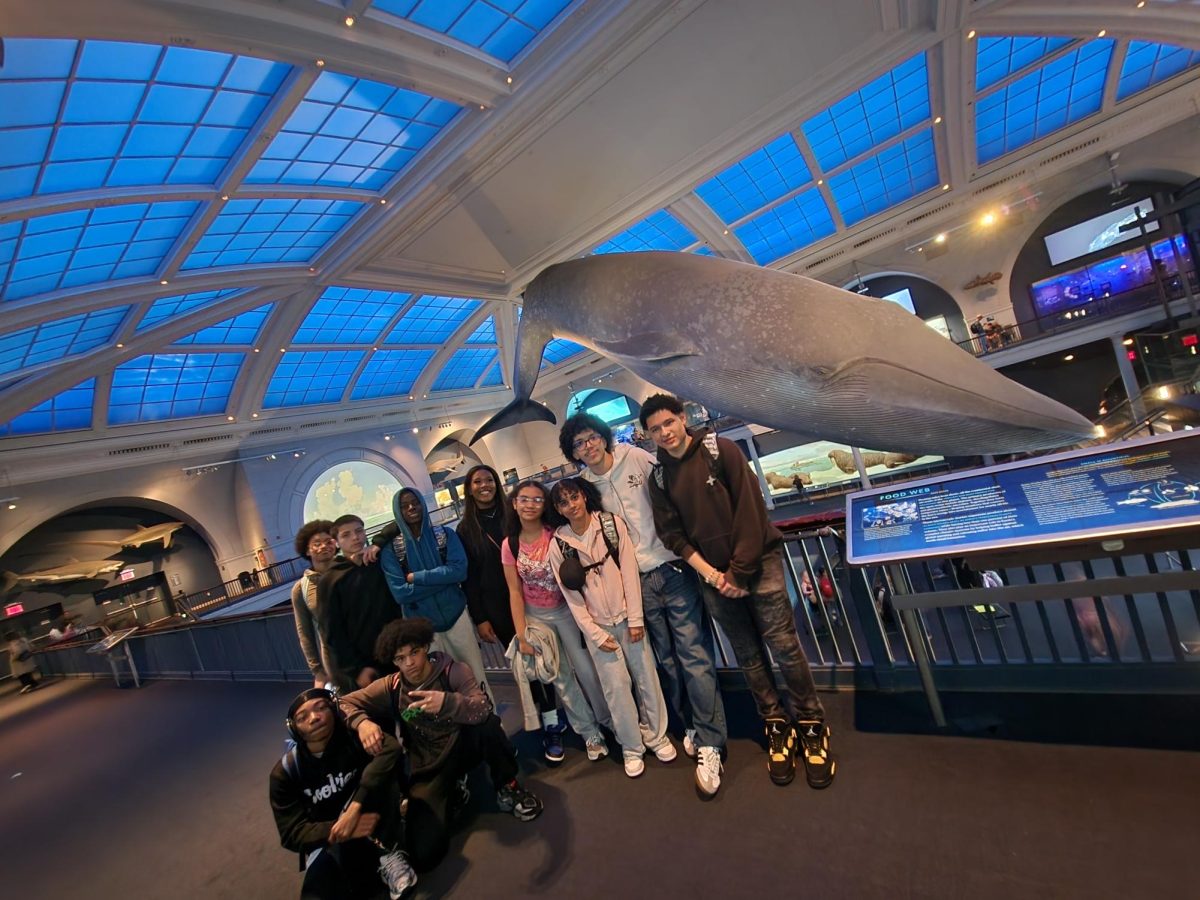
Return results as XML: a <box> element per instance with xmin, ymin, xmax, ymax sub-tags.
<box><xmin>471</xmin><ymin>399</ymin><xmax>557</xmax><ymax>445</ymax></box>
<box><xmin>592</xmin><ymin>333</ymin><xmax>701</xmax><ymax>362</ymax></box>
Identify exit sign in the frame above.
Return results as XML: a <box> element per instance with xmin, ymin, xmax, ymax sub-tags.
<box><xmin>4</xmin><ymin>603</ymin><xmax>24</xmax><ymax>617</ymax></box>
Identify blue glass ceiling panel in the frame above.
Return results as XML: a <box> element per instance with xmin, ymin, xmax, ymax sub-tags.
<box><xmin>109</xmin><ymin>352</ymin><xmax>243</xmax><ymax>424</ymax></box>
<box><xmin>478</xmin><ymin>361</ymin><xmax>503</xmax><ymax>387</ymax></box>
<box><xmin>1117</xmin><ymin>41</ymin><xmax>1200</xmax><ymax>101</ymax></box>
<box><xmin>0</xmin><ymin>306</ymin><xmax>129</xmax><ymax>376</ymax></box>
<box><xmin>432</xmin><ymin>347</ymin><xmax>497</xmax><ymax>391</ymax></box>
<box><xmin>371</xmin><ymin>0</ymin><xmax>573</xmax><ymax>63</ymax></box>
<box><xmin>1</xmin><ymin>201</ymin><xmax>198</xmax><ymax>302</ymax></box>
<box><xmin>350</xmin><ymin>349</ymin><xmax>435</xmax><ymax>400</ymax></box>
<box><xmin>173</xmin><ymin>303</ymin><xmax>272</xmax><ymax>345</ymax></box>
<box><xmin>0</xmin><ymin>378</ymin><xmax>95</xmax><ymax>436</ymax></box>
<box><xmin>733</xmin><ymin>189</ymin><xmax>836</xmax><ymax>265</ymax></box>
<box><xmin>182</xmin><ymin>198</ymin><xmax>363</xmax><ymax>269</ymax></box>
<box><xmin>828</xmin><ymin>129</ymin><xmax>938</xmax><ymax>227</ymax></box>
<box><xmin>802</xmin><ymin>54</ymin><xmax>929</xmax><ymax>171</ymax></box>
<box><xmin>592</xmin><ymin>210</ymin><xmax>696</xmax><ymax>255</ymax></box>
<box><xmin>694</xmin><ymin>245</ymin><xmax>715</xmax><ymax>256</ymax></box>
<box><xmin>464</xmin><ymin>315</ymin><xmax>496</xmax><ymax>345</ymax></box>
<box><xmin>263</xmin><ymin>350</ymin><xmax>364</xmax><ymax>408</ymax></box>
<box><xmin>0</xmin><ymin>39</ymin><xmax>290</xmax><ymax>201</ymax></box>
<box><xmin>540</xmin><ymin>338</ymin><xmax>585</xmax><ymax>368</ymax></box>
<box><xmin>976</xmin><ymin>40</ymin><xmax>1113</xmax><ymax>165</ymax></box>
<box><xmin>975</xmin><ymin>36</ymin><xmax>1075</xmax><ymax>91</ymax></box>
<box><xmin>695</xmin><ymin>133</ymin><xmax>812</xmax><ymax>225</ymax></box>
<box><xmin>137</xmin><ymin>288</ymin><xmax>245</xmax><ymax>332</ymax></box>
<box><xmin>293</xmin><ymin>287</ymin><xmax>412</xmax><ymax>344</ymax></box>
<box><xmin>247</xmin><ymin>71</ymin><xmax>460</xmax><ymax>190</ymax></box>
<box><xmin>385</xmin><ymin>295</ymin><xmax>481</xmax><ymax>343</ymax></box>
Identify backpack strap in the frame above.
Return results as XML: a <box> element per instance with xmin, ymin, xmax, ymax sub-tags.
<box><xmin>652</xmin><ymin>464</ymin><xmax>665</xmax><ymax>491</ymax></box>
<box><xmin>434</xmin><ymin>526</ymin><xmax>449</xmax><ymax>564</ymax></box>
<box><xmin>280</xmin><ymin>742</ymin><xmax>300</xmax><ymax>781</ymax></box>
<box><xmin>701</xmin><ymin>432</ymin><xmax>726</xmax><ymax>487</ymax></box>
<box><xmin>597</xmin><ymin>512</ymin><xmax>621</xmax><ymax>570</ymax></box>
<box><xmin>555</xmin><ymin>536</ymin><xmax>577</xmax><ymax>560</ymax></box>
<box><xmin>390</xmin><ymin>530</ymin><xmax>408</xmax><ymax>572</ymax></box>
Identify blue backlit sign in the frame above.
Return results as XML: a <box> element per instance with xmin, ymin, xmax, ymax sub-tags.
<box><xmin>846</xmin><ymin>431</ymin><xmax>1200</xmax><ymax>564</ymax></box>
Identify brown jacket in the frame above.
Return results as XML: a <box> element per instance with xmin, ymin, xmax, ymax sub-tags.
<box><xmin>648</xmin><ymin>429</ymin><xmax>782</xmax><ymax>590</ymax></box>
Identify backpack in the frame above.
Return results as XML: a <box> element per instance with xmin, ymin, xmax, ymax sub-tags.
<box><xmin>652</xmin><ymin>431</ymin><xmax>725</xmax><ymax>493</ymax></box>
<box><xmin>555</xmin><ymin>511</ymin><xmax>621</xmax><ymax>592</ymax></box>
<box><xmin>391</xmin><ymin>525</ymin><xmax>449</xmax><ymax>574</ymax></box>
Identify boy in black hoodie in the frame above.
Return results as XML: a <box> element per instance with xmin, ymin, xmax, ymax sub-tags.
<box><xmin>268</xmin><ymin>688</ymin><xmax>416</xmax><ymax>899</ymax></box>
<box><xmin>340</xmin><ymin>617</ymin><xmax>542</xmax><ymax>871</ymax></box>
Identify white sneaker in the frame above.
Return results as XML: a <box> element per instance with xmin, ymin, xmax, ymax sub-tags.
<box><xmin>586</xmin><ymin>737</ymin><xmax>609</xmax><ymax>761</ymax></box>
<box><xmin>624</xmin><ymin>755</ymin><xmax>645</xmax><ymax>778</ymax></box>
<box><xmin>683</xmin><ymin>729</ymin><xmax>698</xmax><ymax>759</ymax></box>
<box><xmin>652</xmin><ymin>740</ymin><xmax>677</xmax><ymax>763</ymax></box>
<box><xmin>377</xmin><ymin>849</ymin><xmax>417</xmax><ymax>899</ymax></box>
<box><xmin>695</xmin><ymin>746</ymin><xmax>723</xmax><ymax>798</ymax></box>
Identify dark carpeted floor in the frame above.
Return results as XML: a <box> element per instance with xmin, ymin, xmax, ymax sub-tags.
<box><xmin>0</xmin><ymin>676</ymin><xmax>1196</xmax><ymax>900</ymax></box>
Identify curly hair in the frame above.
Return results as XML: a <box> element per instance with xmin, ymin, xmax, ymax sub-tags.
<box><xmin>557</xmin><ymin>412</ymin><xmax>613</xmax><ymax>464</ymax></box>
<box><xmin>638</xmin><ymin>392</ymin><xmax>685</xmax><ymax>429</ymax></box>
<box><xmin>293</xmin><ymin>520</ymin><xmax>335</xmax><ymax>560</ymax></box>
<box><xmin>374</xmin><ymin>617</ymin><xmax>435</xmax><ymax>664</ymax></box>
<box><xmin>549</xmin><ymin>477</ymin><xmax>605</xmax><ymax>514</ymax></box>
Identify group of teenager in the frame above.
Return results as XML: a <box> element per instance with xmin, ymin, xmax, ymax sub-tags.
<box><xmin>270</xmin><ymin>393</ymin><xmax>836</xmax><ymax>899</ymax></box>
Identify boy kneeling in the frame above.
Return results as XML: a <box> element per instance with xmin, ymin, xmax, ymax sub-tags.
<box><xmin>269</xmin><ymin>688</ymin><xmax>416</xmax><ymax>899</ymax></box>
<box><xmin>341</xmin><ymin>617</ymin><xmax>542</xmax><ymax>871</ymax></box>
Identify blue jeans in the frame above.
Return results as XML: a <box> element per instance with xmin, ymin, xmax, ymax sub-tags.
<box><xmin>641</xmin><ymin>562</ymin><xmax>728</xmax><ymax>750</ymax></box>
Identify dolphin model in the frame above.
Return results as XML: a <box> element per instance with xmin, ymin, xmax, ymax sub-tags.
<box><xmin>471</xmin><ymin>252</ymin><xmax>1094</xmax><ymax>456</ymax></box>
<box><xmin>75</xmin><ymin>522</ymin><xmax>185</xmax><ymax>550</ymax></box>
<box><xmin>2</xmin><ymin>559</ymin><xmax>126</xmax><ymax>594</ymax></box>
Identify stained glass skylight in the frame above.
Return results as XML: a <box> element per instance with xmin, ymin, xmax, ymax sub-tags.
<box><xmin>802</xmin><ymin>54</ymin><xmax>930</xmax><ymax>172</ymax></box>
<box><xmin>975</xmin><ymin>40</ymin><xmax>1113</xmax><ymax>165</ymax></box>
<box><xmin>478</xmin><ymin>361</ymin><xmax>504</xmax><ymax>387</ymax></box>
<box><xmin>828</xmin><ymin>129</ymin><xmax>938</xmax><ymax>226</ymax></box>
<box><xmin>733</xmin><ymin>189</ymin><xmax>836</xmax><ymax>265</ymax></box>
<box><xmin>432</xmin><ymin>347</ymin><xmax>497</xmax><ymax>391</ymax></box>
<box><xmin>540</xmin><ymin>338</ymin><xmax>585</xmax><ymax>367</ymax></box>
<box><xmin>975</xmin><ymin>36</ymin><xmax>1075</xmax><ymax>91</ymax></box>
<box><xmin>695</xmin><ymin>133</ymin><xmax>813</xmax><ymax>225</ymax></box>
<box><xmin>0</xmin><ymin>307</ymin><xmax>129</xmax><ymax>377</ymax></box>
<box><xmin>172</xmin><ymin>304</ymin><xmax>272</xmax><ymax>346</ymax></box>
<box><xmin>385</xmin><ymin>295</ymin><xmax>481</xmax><ymax>344</ymax></box>
<box><xmin>293</xmin><ymin>287</ymin><xmax>413</xmax><ymax>344</ymax></box>
<box><xmin>1</xmin><ymin>201</ymin><xmax>198</xmax><ymax>302</ymax></box>
<box><xmin>592</xmin><ymin>210</ymin><xmax>696</xmax><ymax>255</ymax></box>
<box><xmin>1117</xmin><ymin>41</ymin><xmax>1200</xmax><ymax>100</ymax></box>
<box><xmin>246</xmin><ymin>71</ymin><xmax>460</xmax><ymax>189</ymax></box>
<box><xmin>263</xmin><ymin>350</ymin><xmax>364</xmax><ymax>407</ymax></box>
<box><xmin>0</xmin><ymin>39</ymin><xmax>290</xmax><ymax>202</ymax></box>
<box><xmin>109</xmin><ymin>352</ymin><xmax>243</xmax><ymax>424</ymax></box>
<box><xmin>136</xmin><ymin>288</ymin><xmax>247</xmax><ymax>332</ymax></box>
<box><xmin>0</xmin><ymin>378</ymin><xmax>95</xmax><ymax>436</ymax></box>
<box><xmin>371</xmin><ymin>0</ymin><xmax>573</xmax><ymax>63</ymax></box>
<box><xmin>350</xmin><ymin>350</ymin><xmax>435</xmax><ymax>400</ymax></box>
<box><xmin>182</xmin><ymin>198</ymin><xmax>364</xmax><ymax>269</ymax></box>
<box><xmin>464</xmin><ymin>316</ymin><xmax>497</xmax><ymax>345</ymax></box>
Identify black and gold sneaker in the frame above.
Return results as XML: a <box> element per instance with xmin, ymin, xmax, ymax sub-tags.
<box><xmin>764</xmin><ymin>717</ymin><xmax>796</xmax><ymax>786</ymax></box>
<box><xmin>796</xmin><ymin>720</ymin><xmax>835</xmax><ymax>789</ymax></box>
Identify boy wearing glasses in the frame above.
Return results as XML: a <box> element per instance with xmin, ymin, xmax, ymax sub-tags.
<box><xmin>558</xmin><ymin>413</ymin><xmax>728</xmax><ymax>798</ymax></box>
<box><xmin>341</xmin><ymin>617</ymin><xmax>542</xmax><ymax>871</ymax></box>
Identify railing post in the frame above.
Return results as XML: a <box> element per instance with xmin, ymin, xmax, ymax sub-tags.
<box><xmin>890</xmin><ymin>563</ymin><xmax>947</xmax><ymax>728</ymax></box>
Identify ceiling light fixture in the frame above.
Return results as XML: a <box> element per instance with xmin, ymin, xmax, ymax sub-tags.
<box><xmin>379</xmin><ymin>198</ymin><xmax>387</xmax><ymax>205</ymax></box>
<box><xmin>160</xmin><ymin>279</ymin><xmax>169</xmax><ymax>285</ymax></box>
<box><xmin>1063</xmin><ymin>354</ymin><xmax>1075</xmax><ymax>362</ymax></box>
<box><xmin>226</xmin><ymin>415</ymin><xmax>235</xmax><ymax>421</ymax></box>
<box><xmin>1097</xmin><ymin>29</ymin><xmax>1107</xmax><ymax>37</ymax></box>
<box><xmin>116</xmin><ymin>343</ymin><xmax>124</xmax><ymax>348</ymax></box>
<box><xmin>1122</xmin><ymin>337</ymin><xmax>1134</xmax><ymax>346</ymax></box>
<box><xmin>344</xmin><ymin>16</ymin><xmax>355</xmax><ymax>27</ymax></box>
<box><xmin>934</xmin><ymin>233</ymin><xmax>947</xmax><ymax>244</ymax></box>
<box><xmin>934</xmin><ymin>115</ymin><xmax>943</xmax><ymax>124</ymax></box>
<box><xmin>967</xmin><ymin>29</ymin><xmax>976</xmax><ymax>39</ymax></box>
<box><xmin>251</xmin><ymin>412</ymin><xmax>259</xmax><ymax>418</ymax></box>
<box><xmin>506</xmin><ymin>76</ymin><xmax>513</xmax><ymax>84</ymax></box>
<box><xmin>980</xmin><ymin>211</ymin><xmax>997</xmax><ymax>227</ymax></box>
<box><xmin>182</xmin><ymin>449</ymin><xmax>305</xmax><ymax>475</ymax></box>
<box><xmin>1</xmin><ymin>497</ymin><xmax>20</xmax><ymax>510</ymax></box>
<box><xmin>220</xmin><ymin>194</ymin><xmax>229</xmax><ymax>201</ymax></box>
<box><xmin>942</xmin><ymin>183</ymin><xmax>950</xmax><ymax>191</ymax></box>
<box><xmin>316</xmin><ymin>59</ymin><xmax>325</xmax><ymax>67</ymax></box>
<box><xmin>412</xmin><ymin>426</ymin><xmax>419</xmax><ymax>433</ymax></box>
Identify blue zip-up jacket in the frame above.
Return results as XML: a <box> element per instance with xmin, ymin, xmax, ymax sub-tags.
<box><xmin>379</xmin><ymin>490</ymin><xmax>469</xmax><ymax>632</ymax></box>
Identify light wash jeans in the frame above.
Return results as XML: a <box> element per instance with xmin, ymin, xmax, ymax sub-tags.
<box><xmin>432</xmin><ymin>607</ymin><xmax>493</xmax><ymax>704</ymax></box>
<box><xmin>641</xmin><ymin>562</ymin><xmax>728</xmax><ymax>750</ymax></box>
<box><xmin>587</xmin><ymin>619</ymin><xmax>670</xmax><ymax>760</ymax></box>
<box><xmin>526</xmin><ymin>602</ymin><xmax>610</xmax><ymax>739</ymax></box>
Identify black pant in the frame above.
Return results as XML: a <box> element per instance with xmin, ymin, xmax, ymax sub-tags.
<box><xmin>17</xmin><ymin>673</ymin><xmax>37</xmax><ymax>689</ymax></box>
<box><xmin>298</xmin><ymin>779</ymin><xmax>404</xmax><ymax>900</ymax></box>
<box><xmin>406</xmin><ymin>716</ymin><xmax>520</xmax><ymax>871</ymax></box>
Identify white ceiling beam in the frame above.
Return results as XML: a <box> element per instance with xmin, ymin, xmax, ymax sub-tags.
<box><xmin>931</xmin><ymin>35</ymin><xmax>970</xmax><ymax>197</ymax></box>
<box><xmin>970</xmin><ymin>4</ymin><xmax>1200</xmax><ymax>51</ymax></box>
<box><xmin>667</xmin><ymin>195</ymin><xmax>754</xmax><ymax>264</ymax></box>
<box><xmin>408</xmin><ymin>302</ymin><xmax>496</xmax><ymax>399</ymax></box>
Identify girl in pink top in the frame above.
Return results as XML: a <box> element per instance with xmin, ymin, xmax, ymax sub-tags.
<box><xmin>501</xmin><ymin>480</ymin><xmax>610</xmax><ymax>759</ymax></box>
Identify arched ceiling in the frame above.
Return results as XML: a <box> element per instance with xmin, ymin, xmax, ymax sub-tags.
<box><xmin>1</xmin><ymin>0</ymin><xmax>1200</xmax><ymax>479</ymax></box>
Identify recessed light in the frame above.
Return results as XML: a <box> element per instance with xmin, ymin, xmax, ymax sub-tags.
<box><xmin>7</xmin><ymin>504</ymin><xmax>16</xmax><ymax>510</ymax></box>
<box><xmin>344</xmin><ymin>15</ymin><xmax>355</xmax><ymax>27</ymax></box>
<box><xmin>412</xmin><ymin>427</ymin><xmax>419</xmax><ymax>433</ymax></box>
<box><xmin>1063</xmin><ymin>354</ymin><xmax>1074</xmax><ymax>362</ymax></box>
<box><xmin>980</xmin><ymin>211</ymin><xmax>997</xmax><ymax>227</ymax></box>
<box><xmin>253</xmin><ymin>348</ymin><xmax>260</xmax><ymax>353</ymax></box>
<box><xmin>934</xmin><ymin>115</ymin><xmax>943</xmax><ymax>124</ymax></box>
<box><xmin>1137</xmin><ymin>1</ymin><xmax>1145</xmax><ymax>7</ymax></box>
<box><xmin>280</xmin><ymin>348</ymin><xmax>286</xmax><ymax>353</ymax></box>
<box><xmin>116</xmin><ymin>343</ymin><xmax>124</xmax><ymax>348</ymax></box>
<box><xmin>722</xmin><ymin>229</ymin><xmax>729</xmax><ymax>235</ymax></box>
<box><xmin>506</xmin><ymin>76</ymin><xmax>513</xmax><ymax>84</ymax></box>
<box><xmin>160</xmin><ymin>279</ymin><xmax>169</xmax><ymax>285</ymax></box>
<box><xmin>220</xmin><ymin>194</ymin><xmax>229</xmax><ymax>201</ymax></box>
<box><xmin>316</xmin><ymin>59</ymin><xmax>325</xmax><ymax>67</ymax></box>
<box><xmin>917</xmin><ymin>246</ymin><xmax>924</xmax><ymax>252</ymax></box>
<box><xmin>384</xmin><ymin>434</ymin><xmax>391</xmax><ymax>441</ymax></box>
<box><xmin>379</xmin><ymin>199</ymin><xmax>387</xmax><ymax>205</ymax></box>
<box><xmin>1122</xmin><ymin>338</ymin><xmax>1134</xmax><ymax>346</ymax></box>
<box><xmin>1097</xmin><ymin>29</ymin><xmax>1107</xmax><ymax>37</ymax></box>
<box><xmin>251</xmin><ymin>413</ymin><xmax>258</xmax><ymax>418</ymax></box>
<box><xmin>967</xmin><ymin>29</ymin><xmax>976</xmax><ymax>39</ymax></box>
<box><xmin>227</xmin><ymin>415</ymin><xmax>235</xmax><ymax>421</ymax></box>
<box><xmin>934</xmin><ymin>233</ymin><xmax>947</xmax><ymax>244</ymax></box>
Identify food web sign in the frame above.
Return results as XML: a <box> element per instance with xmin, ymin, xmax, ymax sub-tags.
<box><xmin>846</xmin><ymin>431</ymin><xmax>1200</xmax><ymax>565</ymax></box>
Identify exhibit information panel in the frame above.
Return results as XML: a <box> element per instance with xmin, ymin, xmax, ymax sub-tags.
<box><xmin>845</xmin><ymin>431</ymin><xmax>1200</xmax><ymax>564</ymax></box>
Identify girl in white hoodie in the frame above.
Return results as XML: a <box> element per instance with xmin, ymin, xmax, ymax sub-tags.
<box><xmin>547</xmin><ymin>478</ymin><xmax>674</xmax><ymax>778</ymax></box>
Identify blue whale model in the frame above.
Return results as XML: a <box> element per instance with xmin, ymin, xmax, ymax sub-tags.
<box><xmin>471</xmin><ymin>252</ymin><xmax>1094</xmax><ymax>456</ymax></box>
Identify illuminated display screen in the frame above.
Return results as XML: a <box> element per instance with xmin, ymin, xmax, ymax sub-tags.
<box><xmin>1030</xmin><ymin>235</ymin><xmax>1190</xmax><ymax>317</ymax></box>
<box><xmin>846</xmin><ymin>431</ymin><xmax>1200</xmax><ymax>564</ymax></box>
<box><xmin>1043</xmin><ymin>198</ymin><xmax>1158</xmax><ymax>266</ymax></box>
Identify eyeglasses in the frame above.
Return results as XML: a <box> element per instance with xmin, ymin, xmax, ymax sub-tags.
<box><xmin>572</xmin><ymin>434</ymin><xmax>603</xmax><ymax>452</ymax></box>
<box><xmin>514</xmin><ymin>496</ymin><xmax>545</xmax><ymax>505</ymax></box>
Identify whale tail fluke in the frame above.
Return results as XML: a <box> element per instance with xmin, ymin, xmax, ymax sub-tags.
<box><xmin>471</xmin><ymin>399</ymin><xmax>557</xmax><ymax>445</ymax></box>
<box><xmin>1</xmin><ymin>571</ymin><xmax>19</xmax><ymax>594</ymax></box>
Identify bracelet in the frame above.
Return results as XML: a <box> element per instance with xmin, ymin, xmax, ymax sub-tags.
<box><xmin>705</xmin><ymin>571</ymin><xmax>719</xmax><ymax>586</ymax></box>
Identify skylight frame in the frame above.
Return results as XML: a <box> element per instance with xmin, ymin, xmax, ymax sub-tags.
<box><xmin>108</xmin><ymin>351</ymin><xmax>245</xmax><ymax>424</ymax></box>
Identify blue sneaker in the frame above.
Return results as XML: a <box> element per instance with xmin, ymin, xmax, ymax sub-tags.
<box><xmin>543</xmin><ymin>723</ymin><xmax>566</xmax><ymax>764</ymax></box>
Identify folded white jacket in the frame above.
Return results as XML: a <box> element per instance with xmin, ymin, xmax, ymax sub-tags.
<box><xmin>505</xmin><ymin>620</ymin><xmax>561</xmax><ymax>732</ymax></box>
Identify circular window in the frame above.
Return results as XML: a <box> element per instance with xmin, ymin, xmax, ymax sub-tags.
<box><xmin>303</xmin><ymin>460</ymin><xmax>403</xmax><ymax>529</ymax></box>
